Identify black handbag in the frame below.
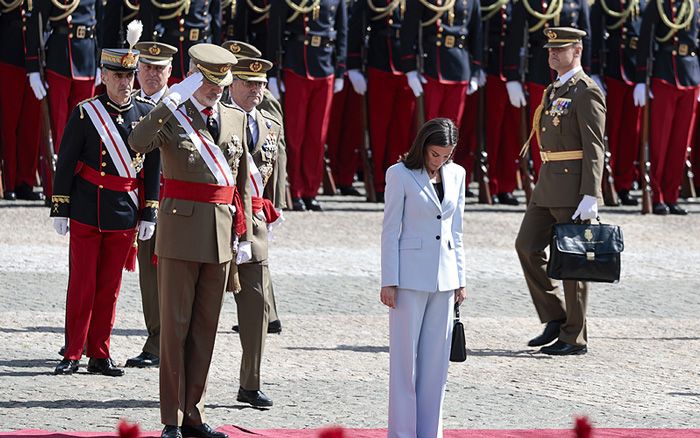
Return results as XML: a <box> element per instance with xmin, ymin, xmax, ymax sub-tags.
<box><xmin>547</xmin><ymin>220</ymin><xmax>624</xmax><ymax>283</ymax></box>
<box><xmin>450</xmin><ymin>303</ymin><xmax>467</xmax><ymax>362</ymax></box>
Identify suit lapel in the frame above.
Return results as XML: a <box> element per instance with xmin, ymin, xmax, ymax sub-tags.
<box><xmin>440</xmin><ymin>165</ymin><xmax>450</xmax><ymax>209</ymax></box>
<box><xmin>254</xmin><ymin>110</ymin><xmax>271</xmax><ymax>153</ymax></box>
<box><xmin>408</xmin><ymin>167</ymin><xmax>442</xmax><ymax>211</ymax></box>
<box><xmin>552</xmin><ymin>69</ymin><xmax>584</xmax><ymax>101</ymax></box>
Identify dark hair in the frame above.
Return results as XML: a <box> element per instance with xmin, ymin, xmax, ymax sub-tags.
<box><xmin>401</xmin><ymin>118</ymin><xmax>458</xmax><ymax>170</ymax></box>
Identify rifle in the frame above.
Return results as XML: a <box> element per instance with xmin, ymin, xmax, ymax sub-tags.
<box><xmin>680</xmin><ymin>146</ymin><xmax>697</xmax><ymax>199</ymax></box>
<box><xmin>474</xmin><ymin>19</ymin><xmax>492</xmax><ymax>204</ymax></box>
<box><xmin>638</xmin><ymin>25</ymin><xmax>654</xmax><ymax>214</ymax></box>
<box><xmin>358</xmin><ymin>11</ymin><xmax>377</xmax><ymax>202</ymax></box>
<box><xmin>415</xmin><ymin>25</ymin><xmax>426</xmax><ymax>128</ymax></box>
<box><xmin>37</xmin><ymin>12</ymin><xmax>57</xmax><ymax>201</ymax></box>
<box><xmin>274</xmin><ymin>30</ymin><xmax>295</xmax><ymax>208</ymax></box>
<box><xmin>599</xmin><ymin>31</ymin><xmax>619</xmax><ymax>206</ymax></box>
<box><xmin>517</xmin><ymin>25</ymin><xmax>535</xmax><ymax>203</ymax></box>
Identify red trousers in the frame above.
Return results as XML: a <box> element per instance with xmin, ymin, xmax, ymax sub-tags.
<box><xmin>0</xmin><ymin>63</ymin><xmax>40</xmax><ymax>190</ymax></box>
<box><xmin>63</xmin><ymin>220</ymin><xmax>135</xmax><ymax>360</ymax></box>
<box><xmin>326</xmin><ymin>76</ymin><xmax>362</xmax><ymax>187</ymax></box>
<box><xmin>605</xmin><ymin>78</ymin><xmax>642</xmax><ymax>191</ymax></box>
<box><xmin>47</xmin><ymin>70</ymin><xmax>95</xmax><ymax>153</ymax></box>
<box><xmin>526</xmin><ymin>82</ymin><xmax>547</xmax><ymax>178</ymax></box>
<box><xmin>649</xmin><ymin>79</ymin><xmax>700</xmax><ymax>204</ymax></box>
<box><xmin>367</xmin><ymin>68</ymin><xmax>416</xmax><ymax>192</ymax></box>
<box><xmin>455</xmin><ymin>91</ymin><xmax>478</xmax><ymax>179</ymax></box>
<box><xmin>485</xmin><ymin>76</ymin><xmax>521</xmax><ymax>194</ymax></box>
<box><xmin>691</xmin><ymin>113</ymin><xmax>700</xmax><ymax>188</ymax></box>
<box><xmin>423</xmin><ymin>77</ymin><xmax>468</xmax><ymax>125</ymax></box>
<box><xmin>283</xmin><ymin>70</ymin><xmax>334</xmax><ymax>198</ymax></box>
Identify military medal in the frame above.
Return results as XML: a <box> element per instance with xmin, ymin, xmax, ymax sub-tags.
<box><xmin>227</xmin><ymin>144</ymin><xmax>235</xmax><ymax>156</ymax></box>
<box><xmin>116</xmin><ymin>114</ymin><xmax>124</xmax><ymax>125</ymax></box>
<box><xmin>131</xmin><ymin>153</ymin><xmax>144</xmax><ymax>172</ymax></box>
<box><xmin>552</xmin><ymin>116</ymin><xmax>560</xmax><ymax>127</ymax></box>
<box><xmin>188</xmin><ymin>153</ymin><xmax>196</xmax><ymax>165</ymax></box>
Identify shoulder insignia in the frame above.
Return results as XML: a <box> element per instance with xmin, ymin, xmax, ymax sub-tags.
<box><xmin>77</xmin><ymin>96</ymin><xmax>99</xmax><ymax>119</ymax></box>
<box><xmin>260</xmin><ymin>108</ymin><xmax>282</xmax><ymax>125</ymax></box>
<box><xmin>134</xmin><ymin>95</ymin><xmax>156</xmax><ymax>105</ymax></box>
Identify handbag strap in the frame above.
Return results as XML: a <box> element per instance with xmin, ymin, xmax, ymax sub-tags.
<box><xmin>454</xmin><ymin>302</ymin><xmax>461</xmax><ymax>320</ymax></box>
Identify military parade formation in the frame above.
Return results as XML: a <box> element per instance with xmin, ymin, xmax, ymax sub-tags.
<box><xmin>0</xmin><ymin>0</ymin><xmax>699</xmax><ymax>436</ymax></box>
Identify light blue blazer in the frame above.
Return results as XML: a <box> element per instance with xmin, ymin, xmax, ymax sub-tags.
<box><xmin>381</xmin><ymin>161</ymin><xmax>467</xmax><ymax>292</ymax></box>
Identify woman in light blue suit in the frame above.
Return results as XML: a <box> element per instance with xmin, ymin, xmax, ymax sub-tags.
<box><xmin>380</xmin><ymin>118</ymin><xmax>467</xmax><ymax>438</ymax></box>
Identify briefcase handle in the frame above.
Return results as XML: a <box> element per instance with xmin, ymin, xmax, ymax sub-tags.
<box><xmin>454</xmin><ymin>302</ymin><xmax>461</xmax><ymax>320</ymax></box>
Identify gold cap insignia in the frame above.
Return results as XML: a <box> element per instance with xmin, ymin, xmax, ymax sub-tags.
<box><xmin>121</xmin><ymin>52</ymin><xmax>137</xmax><ymax>68</ymax></box>
<box><xmin>584</xmin><ymin>229</ymin><xmax>593</xmax><ymax>241</ymax></box>
<box><xmin>220</xmin><ymin>64</ymin><xmax>230</xmax><ymax>73</ymax></box>
<box><xmin>545</xmin><ymin>30</ymin><xmax>557</xmax><ymax>39</ymax></box>
<box><xmin>149</xmin><ymin>44</ymin><xmax>161</xmax><ymax>55</ymax></box>
<box><xmin>229</xmin><ymin>43</ymin><xmax>241</xmax><ymax>54</ymax></box>
<box><xmin>250</xmin><ymin>61</ymin><xmax>263</xmax><ymax>73</ymax></box>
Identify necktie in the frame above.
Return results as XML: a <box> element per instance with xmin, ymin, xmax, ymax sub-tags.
<box><xmin>246</xmin><ymin>114</ymin><xmax>256</xmax><ymax>153</ymax></box>
<box><xmin>202</xmin><ymin>107</ymin><xmax>219</xmax><ymax>141</ymax></box>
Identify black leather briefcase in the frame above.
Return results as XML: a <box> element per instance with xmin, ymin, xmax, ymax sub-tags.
<box><xmin>450</xmin><ymin>304</ymin><xmax>467</xmax><ymax>362</ymax></box>
<box><xmin>547</xmin><ymin>221</ymin><xmax>624</xmax><ymax>283</ymax></box>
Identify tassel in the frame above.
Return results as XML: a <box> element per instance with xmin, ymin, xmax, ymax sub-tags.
<box><xmin>574</xmin><ymin>416</ymin><xmax>593</xmax><ymax>438</ymax></box>
<box><xmin>117</xmin><ymin>419</ymin><xmax>141</xmax><ymax>438</ymax></box>
<box><xmin>124</xmin><ymin>232</ymin><xmax>138</xmax><ymax>272</ymax></box>
<box><xmin>318</xmin><ymin>427</ymin><xmax>345</xmax><ymax>438</ymax></box>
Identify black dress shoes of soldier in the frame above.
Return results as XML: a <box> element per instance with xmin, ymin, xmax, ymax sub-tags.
<box><xmin>291</xmin><ymin>197</ymin><xmax>306</xmax><ymax>211</ymax></box>
<box><xmin>617</xmin><ymin>190</ymin><xmax>638</xmax><ymax>206</ymax></box>
<box><xmin>3</xmin><ymin>191</ymin><xmax>16</xmax><ymax>201</ymax></box>
<box><xmin>540</xmin><ymin>340</ymin><xmax>587</xmax><ymax>355</ymax></box>
<box><xmin>237</xmin><ymin>387</ymin><xmax>273</xmax><ymax>407</ymax></box>
<box><xmin>161</xmin><ymin>426</ymin><xmax>182</xmax><ymax>438</ymax></box>
<box><xmin>375</xmin><ymin>192</ymin><xmax>385</xmax><ymax>203</ymax></box>
<box><xmin>302</xmin><ymin>197</ymin><xmax>323</xmax><ymax>211</ymax></box>
<box><xmin>496</xmin><ymin>192</ymin><xmax>520</xmax><ymax>206</ymax></box>
<box><xmin>527</xmin><ymin>318</ymin><xmax>565</xmax><ymax>347</ymax></box>
<box><xmin>668</xmin><ymin>203</ymin><xmax>688</xmax><ymax>215</ymax></box>
<box><xmin>87</xmin><ymin>357</ymin><xmax>124</xmax><ymax>376</ymax></box>
<box><xmin>232</xmin><ymin>319</ymin><xmax>282</xmax><ymax>334</ymax></box>
<box><xmin>15</xmin><ymin>183</ymin><xmax>45</xmax><ymax>201</ymax></box>
<box><xmin>54</xmin><ymin>359</ymin><xmax>79</xmax><ymax>375</ymax></box>
<box><xmin>652</xmin><ymin>202</ymin><xmax>670</xmax><ymax>215</ymax></box>
<box><xmin>338</xmin><ymin>185</ymin><xmax>362</xmax><ymax>196</ymax></box>
<box><xmin>181</xmin><ymin>423</ymin><xmax>229</xmax><ymax>438</ymax></box>
<box><xmin>125</xmin><ymin>351</ymin><xmax>159</xmax><ymax>368</ymax></box>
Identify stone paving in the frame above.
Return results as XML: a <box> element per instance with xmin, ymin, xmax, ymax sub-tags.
<box><xmin>0</xmin><ymin>189</ymin><xmax>698</xmax><ymax>433</ymax></box>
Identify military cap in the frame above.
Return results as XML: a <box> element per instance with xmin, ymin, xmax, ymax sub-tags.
<box><xmin>101</xmin><ymin>48</ymin><xmax>140</xmax><ymax>71</ymax></box>
<box><xmin>231</xmin><ymin>57</ymin><xmax>273</xmax><ymax>83</ymax></box>
<box><xmin>134</xmin><ymin>42</ymin><xmax>178</xmax><ymax>66</ymax></box>
<box><xmin>543</xmin><ymin>27</ymin><xmax>587</xmax><ymax>48</ymax></box>
<box><xmin>189</xmin><ymin>43</ymin><xmax>238</xmax><ymax>86</ymax></box>
<box><xmin>222</xmin><ymin>41</ymin><xmax>262</xmax><ymax>59</ymax></box>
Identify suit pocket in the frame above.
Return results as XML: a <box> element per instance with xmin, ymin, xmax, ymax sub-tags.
<box><xmin>164</xmin><ymin>199</ymin><xmax>194</xmax><ymax>217</ymax></box>
<box><xmin>399</xmin><ymin>237</ymin><xmax>422</xmax><ymax>250</ymax></box>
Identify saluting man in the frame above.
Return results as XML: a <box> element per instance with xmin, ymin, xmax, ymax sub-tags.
<box><xmin>515</xmin><ymin>28</ymin><xmax>605</xmax><ymax>356</ymax></box>
<box><xmin>129</xmin><ymin>43</ymin><xmax>248</xmax><ymax>438</ymax></box>
<box><xmin>51</xmin><ymin>37</ymin><xmax>161</xmax><ymax>376</ymax></box>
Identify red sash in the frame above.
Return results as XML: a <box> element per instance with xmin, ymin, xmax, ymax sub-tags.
<box><xmin>252</xmin><ymin>196</ymin><xmax>281</xmax><ymax>225</ymax></box>
<box><xmin>76</xmin><ymin>162</ymin><xmax>139</xmax><ymax>192</ymax></box>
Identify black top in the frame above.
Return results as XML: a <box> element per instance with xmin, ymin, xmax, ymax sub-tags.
<box><xmin>433</xmin><ymin>181</ymin><xmax>444</xmax><ymax>202</ymax></box>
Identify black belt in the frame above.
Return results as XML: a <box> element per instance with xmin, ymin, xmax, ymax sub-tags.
<box><xmin>53</xmin><ymin>25</ymin><xmax>95</xmax><ymax>39</ymax></box>
<box><xmin>426</xmin><ymin>33</ymin><xmax>467</xmax><ymax>49</ymax></box>
<box><xmin>660</xmin><ymin>42</ymin><xmax>697</xmax><ymax>56</ymax></box>
<box><xmin>286</xmin><ymin>34</ymin><xmax>335</xmax><ymax>48</ymax></box>
<box><xmin>165</xmin><ymin>27</ymin><xmax>211</xmax><ymax>42</ymax></box>
<box><xmin>373</xmin><ymin>27</ymin><xmax>401</xmax><ymax>40</ymax></box>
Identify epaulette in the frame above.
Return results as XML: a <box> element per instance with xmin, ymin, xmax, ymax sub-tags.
<box><xmin>134</xmin><ymin>94</ymin><xmax>156</xmax><ymax>105</ymax></box>
<box><xmin>77</xmin><ymin>96</ymin><xmax>99</xmax><ymax>119</ymax></box>
<box><xmin>260</xmin><ymin>108</ymin><xmax>282</xmax><ymax>126</ymax></box>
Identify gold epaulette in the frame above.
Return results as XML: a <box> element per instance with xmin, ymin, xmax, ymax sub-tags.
<box><xmin>144</xmin><ymin>200</ymin><xmax>160</xmax><ymax>208</ymax></box>
<box><xmin>77</xmin><ymin>96</ymin><xmax>99</xmax><ymax>119</ymax></box>
<box><xmin>134</xmin><ymin>94</ymin><xmax>156</xmax><ymax>105</ymax></box>
<box><xmin>51</xmin><ymin>195</ymin><xmax>70</xmax><ymax>214</ymax></box>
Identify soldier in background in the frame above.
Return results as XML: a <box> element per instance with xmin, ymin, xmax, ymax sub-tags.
<box><xmin>504</xmin><ymin>0</ymin><xmax>593</xmax><ymax>177</ymax></box>
<box><xmin>632</xmin><ymin>0</ymin><xmax>700</xmax><ymax>215</ymax></box>
<box><xmin>591</xmin><ymin>0</ymin><xmax>645</xmax><ymax>206</ymax></box>
<box><xmin>26</xmin><ymin>0</ymin><xmax>102</xmax><ymax>154</ymax></box>
<box><xmin>140</xmin><ymin>0</ymin><xmax>222</xmax><ymax>83</ymax></box>
<box><xmin>225</xmin><ymin>0</ymin><xmax>271</xmax><ymax>57</ymax></box>
<box><xmin>0</xmin><ymin>0</ymin><xmax>43</xmax><ymax>201</ymax></box>
<box><xmin>267</xmin><ymin>0</ymin><xmax>348</xmax><ymax>212</ymax></box>
<box><xmin>347</xmin><ymin>0</ymin><xmax>416</xmax><ymax>202</ymax></box>
<box><xmin>101</xmin><ymin>0</ymin><xmax>141</xmax><ymax>48</ymax></box>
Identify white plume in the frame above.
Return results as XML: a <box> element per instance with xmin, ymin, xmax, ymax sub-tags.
<box><xmin>126</xmin><ymin>20</ymin><xmax>143</xmax><ymax>49</ymax></box>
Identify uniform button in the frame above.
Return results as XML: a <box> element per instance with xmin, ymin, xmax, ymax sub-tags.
<box><xmin>672</xmin><ymin>50</ymin><xmax>677</xmax><ymax>55</ymax></box>
<box><xmin>179</xmin><ymin>36</ymin><xmax>185</xmax><ymax>42</ymax></box>
<box><xmin>100</xmin><ymin>171</ymin><xmax>106</xmax><ymax>176</ymax></box>
<box><xmin>435</xmin><ymin>235</ymin><xmax>440</xmax><ymax>240</ymax></box>
<box><xmin>542</xmin><ymin>126</ymin><xmax>547</xmax><ymax>132</ymax></box>
<box><xmin>388</xmin><ymin>19</ymin><xmax>393</xmax><ymax>24</ymax></box>
<box><xmin>437</xmin><ymin>215</ymin><xmax>442</xmax><ymax>219</ymax></box>
<box><xmin>158</xmin><ymin>118</ymin><xmax>163</xmax><ymax>123</ymax></box>
<box><xmin>98</xmin><ymin>185</ymin><xmax>104</xmax><ymax>189</ymax></box>
<box><xmin>101</xmin><ymin>162</ymin><xmax>107</xmax><ymax>167</ymax></box>
<box><xmin>102</xmin><ymin>150</ymin><xmax>106</xmax><ymax>155</ymax></box>
<box><xmin>305</xmin><ymin>26</ymin><xmax>310</xmax><ymax>31</ymax></box>
<box><xmin>172</xmin><ymin>209</ymin><xmax>177</xmax><ymax>214</ymax></box>
<box><xmin>545</xmin><ymin>110</ymin><xmax>550</xmax><ymax>115</ymax></box>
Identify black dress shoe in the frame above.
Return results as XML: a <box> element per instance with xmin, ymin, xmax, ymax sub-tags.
<box><xmin>540</xmin><ymin>340</ymin><xmax>587</xmax><ymax>355</ymax></box>
<box><xmin>3</xmin><ymin>191</ymin><xmax>16</xmax><ymax>201</ymax></box>
<box><xmin>465</xmin><ymin>188</ymin><xmax>476</xmax><ymax>198</ymax></box>
<box><xmin>54</xmin><ymin>358</ymin><xmax>79</xmax><ymax>375</ymax></box>
<box><xmin>527</xmin><ymin>318</ymin><xmax>565</xmax><ymax>347</ymax></box>
<box><xmin>617</xmin><ymin>190</ymin><xmax>639</xmax><ymax>206</ymax></box>
<box><xmin>87</xmin><ymin>357</ymin><xmax>124</xmax><ymax>377</ymax></box>
<box><xmin>653</xmin><ymin>202</ymin><xmax>670</xmax><ymax>215</ymax></box>
<box><xmin>237</xmin><ymin>387</ymin><xmax>273</xmax><ymax>407</ymax></box>
<box><xmin>181</xmin><ymin>424</ymin><xmax>228</xmax><ymax>438</ymax></box>
<box><xmin>15</xmin><ymin>183</ymin><xmax>45</xmax><ymax>201</ymax></box>
<box><xmin>125</xmin><ymin>351</ymin><xmax>159</xmax><ymax>368</ymax></box>
<box><xmin>232</xmin><ymin>320</ymin><xmax>282</xmax><ymax>334</ymax></box>
<box><xmin>302</xmin><ymin>197</ymin><xmax>323</xmax><ymax>211</ymax></box>
<box><xmin>161</xmin><ymin>425</ymin><xmax>182</xmax><ymax>438</ymax></box>
<box><xmin>497</xmin><ymin>192</ymin><xmax>520</xmax><ymax>206</ymax></box>
<box><xmin>58</xmin><ymin>346</ymin><xmax>66</xmax><ymax>357</ymax></box>
<box><xmin>291</xmin><ymin>197</ymin><xmax>306</xmax><ymax>211</ymax></box>
<box><xmin>375</xmin><ymin>192</ymin><xmax>385</xmax><ymax>203</ymax></box>
<box><xmin>338</xmin><ymin>185</ymin><xmax>362</xmax><ymax>196</ymax></box>
<box><xmin>668</xmin><ymin>203</ymin><xmax>688</xmax><ymax>215</ymax></box>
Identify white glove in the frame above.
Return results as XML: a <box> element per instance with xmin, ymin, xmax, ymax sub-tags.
<box><xmin>137</xmin><ymin>221</ymin><xmax>156</xmax><ymax>241</ymax></box>
<box><xmin>466</xmin><ymin>76</ymin><xmax>479</xmax><ymax>95</ymax></box>
<box><xmin>590</xmin><ymin>74</ymin><xmax>606</xmax><ymax>96</ymax></box>
<box><xmin>235</xmin><ymin>241</ymin><xmax>252</xmax><ymax>264</ymax></box>
<box><xmin>52</xmin><ymin>217</ymin><xmax>69</xmax><ymax>236</ymax></box>
<box><xmin>28</xmin><ymin>72</ymin><xmax>48</xmax><ymax>100</ymax></box>
<box><xmin>268</xmin><ymin>77</ymin><xmax>285</xmax><ymax>100</ymax></box>
<box><xmin>94</xmin><ymin>68</ymin><xmax>102</xmax><ymax>87</ymax></box>
<box><xmin>571</xmin><ymin>195</ymin><xmax>599</xmax><ymax>221</ymax></box>
<box><xmin>633</xmin><ymin>83</ymin><xmax>653</xmax><ymax>107</ymax></box>
<box><xmin>506</xmin><ymin>81</ymin><xmax>527</xmax><ymax>108</ymax></box>
<box><xmin>477</xmin><ymin>69</ymin><xmax>487</xmax><ymax>87</ymax></box>
<box><xmin>347</xmin><ymin>69</ymin><xmax>367</xmax><ymax>95</ymax></box>
<box><xmin>164</xmin><ymin>72</ymin><xmax>204</xmax><ymax>110</ymax></box>
<box><xmin>406</xmin><ymin>70</ymin><xmax>426</xmax><ymax>97</ymax></box>
<box><xmin>333</xmin><ymin>77</ymin><xmax>344</xmax><ymax>94</ymax></box>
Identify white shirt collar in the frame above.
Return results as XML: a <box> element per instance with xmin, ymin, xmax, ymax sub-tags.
<box><xmin>556</xmin><ymin>66</ymin><xmax>582</xmax><ymax>86</ymax></box>
<box><xmin>141</xmin><ymin>86</ymin><xmax>167</xmax><ymax>103</ymax></box>
<box><xmin>190</xmin><ymin>97</ymin><xmax>219</xmax><ymax>115</ymax></box>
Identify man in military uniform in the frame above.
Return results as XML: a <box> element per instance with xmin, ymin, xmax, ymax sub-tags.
<box><xmin>0</xmin><ymin>0</ymin><xmax>43</xmax><ymax>201</ymax></box>
<box><xmin>267</xmin><ymin>0</ymin><xmax>348</xmax><ymax>211</ymax></box>
<box><xmin>226</xmin><ymin>56</ymin><xmax>285</xmax><ymax>408</ymax></box>
<box><xmin>591</xmin><ymin>0</ymin><xmax>645</xmax><ymax>206</ymax></box>
<box><xmin>26</xmin><ymin>0</ymin><xmax>101</xmax><ymax>154</ymax></box>
<box><xmin>51</xmin><ymin>44</ymin><xmax>160</xmax><ymax>376</ymax></box>
<box><xmin>515</xmin><ymin>28</ymin><xmax>605</xmax><ymax>356</ymax></box>
<box><xmin>346</xmin><ymin>0</ymin><xmax>416</xmax><ymax>202</ymax></box>
<box><xmin>504</xmin><ymin>0</ymin><xmax>593</xmax><ymax>177</ymax></box>
<box><xmin>632</xmin><ymin>0</ymin><xmax>700</xmax><ymax>215</ymax></box>
<box><xmin>400</xmin><ymin>0</ymin><xmax>483</xmax><ymax>129</ymax></box>
<box><xmin>123</xmin><ymin>41</ymin><xmax>177</xmax><ymax>369</ymax></box>
<box><xmin>140</xmin><ymin>0</ymin><xmax>222</xmax><ymax>83</ymax></box>
<box><xmin>129</xmin><ymin>44</ymin><xmax>248</xmax><ymax>438</ymax></box>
